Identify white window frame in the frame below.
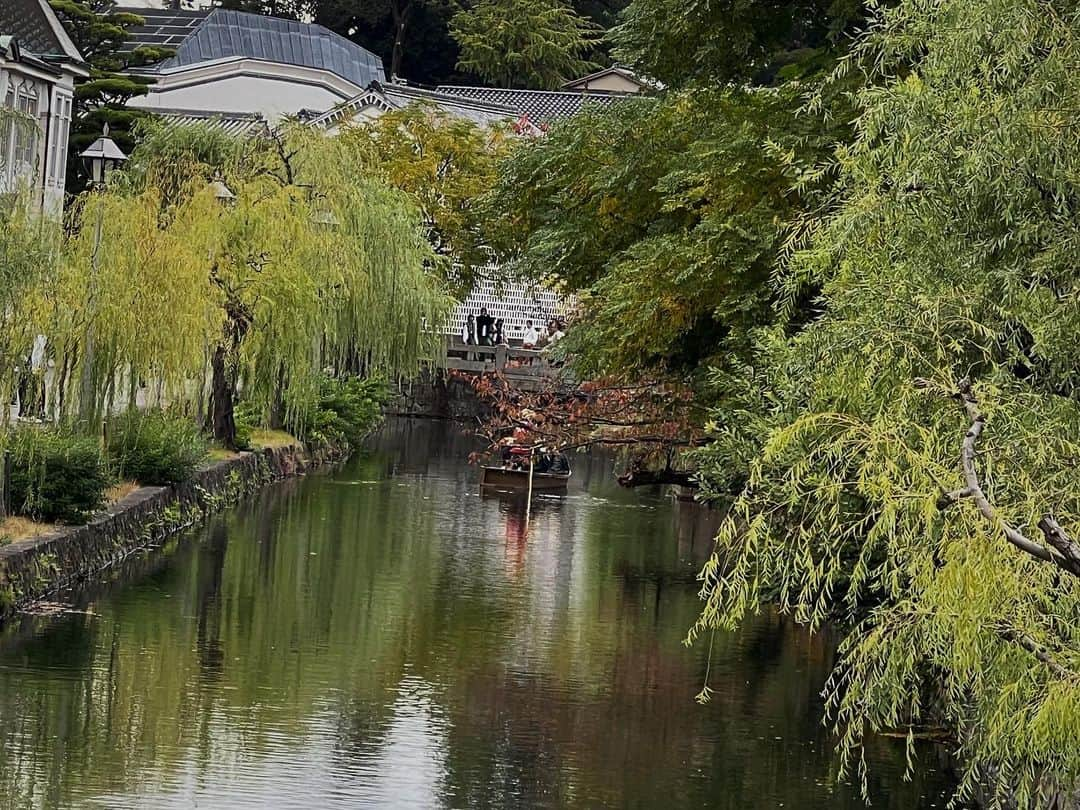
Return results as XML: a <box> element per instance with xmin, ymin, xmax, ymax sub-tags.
<box><xmin>48</xmin><ymin>91</ymin><xmax>71</xmax><ymax>189</ymax></box>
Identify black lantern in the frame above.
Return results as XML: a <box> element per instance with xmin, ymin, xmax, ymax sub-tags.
<box><xmin>79</xmin><ymin>123</ymin><xmax>127</xmax><ymax>186</ymax></box>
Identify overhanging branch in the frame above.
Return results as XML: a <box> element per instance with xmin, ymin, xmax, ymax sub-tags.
<box><xmin>945</xmin><ymin>379</ymin><xmax>1080</xmax><ymax>577</ymax></box>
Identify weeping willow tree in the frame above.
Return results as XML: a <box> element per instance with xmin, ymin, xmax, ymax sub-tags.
<box><xmin>54</xmin><ymin>121</ymin><xmax>452</xmax><ymax>446</ymax></box>
<box><xmin>691</xmin><ymin>0</ymin><xmax>1080</xmax><ymax>805</ymax></box>
<box><xmin>0</xmin><ymin>110</ymin><xmax>56</xmax><ymax>427</ymax></box>
<box><xmin>49</xmin><ymin>188</ymin><xmax>221</xmax><ymax>423</ymax></box>
<box><xmin>0</xmin><ymin>198</ymin><xmax>59</xmax><ymax>426</ymax></box>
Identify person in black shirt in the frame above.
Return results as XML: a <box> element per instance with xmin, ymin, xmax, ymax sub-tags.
<box><xmin>476</xmin><ymin>307</ymin><xmax>495</xmax><ymax>346</ymax></box>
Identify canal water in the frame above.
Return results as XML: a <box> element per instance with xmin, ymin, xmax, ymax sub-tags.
<box><xmin>0</xmin><ymin>419</ymin><xmax>958</xmax><ymax>809</ymax></box>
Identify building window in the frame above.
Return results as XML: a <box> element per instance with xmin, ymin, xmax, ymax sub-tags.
<box><xmin>13</xmin><ymin>84</ymin><xmax>39</xmax><ymax>172</ymax></box>
<box><xmin>49</xmin><ymin>92</ymin><xmax>71</xmax><ymax>188</ymax></box>
<box><xmin>2</xmin><ymin>80</ymin><xmax>38</xmax><ymax>187</ymax></box>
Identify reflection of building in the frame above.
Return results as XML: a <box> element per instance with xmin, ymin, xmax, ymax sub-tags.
<box><xmin>0</xmin><ymin>0</ymin><xmax>86</xmax><ymax>215</ymax></box>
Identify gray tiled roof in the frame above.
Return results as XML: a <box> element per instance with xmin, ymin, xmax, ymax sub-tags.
<box><xmin>312</xmin><ymin>82</ymin><xmax>521</xmax><ymax>130</ymax></box>
<box><xmin>160</xmin><ymin>9</ymin><xmax>384</xmax><ymax>87</ymax></box>
<box><xmin>0</xmin><ymin>0</ymin><xmax>67</xmax><ymax>59</ymax></box>
<box><xmin>117</xmin><ymin>7</ymin><xmax>209</xmax><ymax>53</ymax></box>
<box><xmin>153</xmin><ymin>108</ymin><xmax>270</xmax><ymax>138</ymax></box>
<box><xmin>433</xmin><ymin>85</ymin><xmax>630</xmax><ymax>123</ymax></box>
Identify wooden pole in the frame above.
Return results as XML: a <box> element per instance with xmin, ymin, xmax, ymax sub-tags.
<box><xmin>0</xmin><ymin>450</ymin><xmax>9</xmax><ymax>519</ymax></box>
<box><xmin>525</xmin><ymin>450</ymin><xmax>535</xmax><ymax>529</ymax></box>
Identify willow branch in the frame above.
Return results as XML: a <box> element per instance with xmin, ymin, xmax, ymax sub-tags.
<box><xmin>999</xmin><ymin>627</ymin><xmax>1076</xmax><ymax>681</ymax></box>
<box><xmin>952</xmin><ymin>379</ymin><xmax>1080</xmax><ymax>576</ymax></box>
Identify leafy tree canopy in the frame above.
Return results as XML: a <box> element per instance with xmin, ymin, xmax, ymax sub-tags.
<box><xmin>485</xmin><ymin>82</ymin><xmax>847</xmax><ymax>379</ymax></box>
<box><xmin>610</xmin><ymin>0</ymin><xmax>865</xmax><ymax>89</ymax></box>
<box><xmin>336</xmin><ymin>104</ymin><xmax>517</xmax><ymax>296</ymax></box>
<box><xmin>451</xmin><ymin>0</ymin><xmax>601</xmax><ymax>89</ymax></box>
<box><xmin>51</xmin><ymin>122</ymin><xmax>451</xmax><ymax>445</ymax></box>
<box><xmin>690</xmin><ymin>0</ymin><xmax>1080</xmax><ymax>804</ymax></box>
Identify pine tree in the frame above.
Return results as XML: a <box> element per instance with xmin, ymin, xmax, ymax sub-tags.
<box><xmin>48</xmin><ymin>0</ymin><xmax>171</xmax><ymax>193</ymax></box>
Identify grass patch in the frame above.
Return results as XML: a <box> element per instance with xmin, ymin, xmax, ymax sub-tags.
<box><xmin>106</xmin><ymin>481</ymin><xmax>141</xmax><ymax>503</ymax></box>
<box><xmin>249</xmin><ymin>429</ymin><xmax>299</xmax><ymax>449</ymax></box>
<box><xmin>207</xmin><ymin>446</ymin><xmax>240</xmax><ymax>462</ymax></box>
<box><xmin>0</xmin><ymin>516</ymin><xmax>53</xmax><ymax>543</ymax></box>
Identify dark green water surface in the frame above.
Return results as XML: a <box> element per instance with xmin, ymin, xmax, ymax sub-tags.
<box><xmin>0</xmin><ymin>419</ymin><xmax>958</xmax><ymax>809</ymax></box>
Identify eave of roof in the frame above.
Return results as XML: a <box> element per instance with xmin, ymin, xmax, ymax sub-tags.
<box><xmin>310</xmin><ymin>81</ymin><xmax>524</xmax><ymax>130</ymax></box>
<box><xmin>150</xmin><ymin>107</ymin><xmax>270</xmax><ymax>138</ymax></box>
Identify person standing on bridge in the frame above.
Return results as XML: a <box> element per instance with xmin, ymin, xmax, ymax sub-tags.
<box><xmin>477</xmin><ymin>307</ymin><xmax>495</xmax><ymax>346</ymax></box>
<box><xmin>522</xmin><ymin>320</ymin><xmax>540</xmax><ymax>349</ymax></box>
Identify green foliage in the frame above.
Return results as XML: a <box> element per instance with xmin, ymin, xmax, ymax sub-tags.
<box><xmin>337</xmin><ymin>104</ymin><xmax>516</xmax><ymax>295</ymax></box>
<box><xmin>8</xmin><ymin>428</ymin><xmax>110</xmax><ymax>522</ymax></box>
<box><xmin>610</xmin><ymin>0</ymin><xmax>864</xmax><ymax>89</ymax></box>
<box><xmin>233</xmin><ymin>401</ymin><xmax>258</xmax><ymax>452</ymax></box>
<box><xmin>294</xmin><ymin>375</ymin><xmax>390</xmax><ymax>449</ymax></box>
<box><xmin>106</xmin><ymin>409</ymin><xmax>209</xmax><ymax>486</ymax></box>
<box><xmin>51</xmin><ymin>123</ymin><xmax>452</xmax><ymax>447</ymax></box>
<box><xmin>0</xmin><ymin>195</ymin><xmax>59</xmax><ymax>425</ymax></box>
<box><xmin>314</xmin><ymin>0</ymin><xmax>464</xmax><ymax>84</ymax></box>
<box><xmin>49</xmin><ymin>0</ymin><xmax>171</xmax><ymax>193</ymax></box>
<box><xmin>487</xmin><ymin>84</ymin><xmax>845</xmax><ymax>377</ymax></box>
<box><xmin>690</xmin><ymin>0</ymin><xmax>1080</xmax><ymax>804</ymax></box>
<box><xmin>451</xmin><ymin>0</ymin><xmax>600</xmax><ymax>88</ymax></box>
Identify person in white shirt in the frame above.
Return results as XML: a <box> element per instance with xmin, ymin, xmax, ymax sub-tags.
<box><xmin>522</xmin><ymin>320</ymin><xmax>540</xmax><ymax>348</ymax></box>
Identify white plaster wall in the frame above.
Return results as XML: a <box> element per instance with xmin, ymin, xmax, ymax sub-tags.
<box><xmin>572</xmin><ymin>74</ymin><xmax>643</xmax><ymax>93</ymax></box>
<box><xmin>130</xmin><ymin>75</ymin><xmax>351</xmax><ymax>121</ymax></box>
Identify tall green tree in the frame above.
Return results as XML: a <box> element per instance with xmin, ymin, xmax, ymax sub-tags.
<box><xmin>691</xmin><ymin>0</ymin><xmax>1080</xmax><ymax>804</ymax></box>
<box><xmin>315</xmin><ymin>0</ymin><xmax>463</xmax><ymax>84</ymax></box>
<box><xmin>610</xmin><ymin>0</ymin><xmax>865</xmax><ymax>88</ymax></box>
<box><xmin>337</xmin><ymin>103</ymin><xmax>515</xmax><ymax>296</ymax></box>
<box><xmin>48</xmin><ymin>1</ymin><xmax>171</xmax><ymax>193</ymax></box>
<box><xmin>451</xmin><ymin>0</ymin><xmax>600</xmax><ymax>88</ymax></box>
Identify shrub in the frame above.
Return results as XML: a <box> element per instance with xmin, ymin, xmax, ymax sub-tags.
<box><xmin>295</xmin><ymin>375</ymin><xmax>388</xmax><ymax>450</ymax></box>
<box><xmin>107</xmin><ymin>409</ymin><xmax>209</xmax><ymax>485</ymax></box>
<box><xmin>232</xmin><ymin>401</ymin><xmax>258</xmax><ymax>452</ymax></box>
<box><xmin>8</xmin><ymin>428</ymin><xmax>111</xmax><ymax>522</ymax></box>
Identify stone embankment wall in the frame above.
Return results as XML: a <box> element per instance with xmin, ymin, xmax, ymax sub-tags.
<box><xmin>387</xmin><ymin>368</ymin><xmax>489</xmax><ymax>420</ymax></box>
<box><xmin>0</xmin><ymin>443</ymin><xmax>342</xmax><ymax>622</ymax></box>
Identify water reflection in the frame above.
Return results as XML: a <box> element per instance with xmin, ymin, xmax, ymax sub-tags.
<box><xmin>0</xmin><ymin>419</ymin><xmax>957</xmax><ymax>809</ymax></box>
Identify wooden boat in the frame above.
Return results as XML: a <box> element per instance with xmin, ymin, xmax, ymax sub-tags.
<box><xmin>480</xmin><ymin>465</ymin><xmax>571</xmax><ymax>492</ymax></box>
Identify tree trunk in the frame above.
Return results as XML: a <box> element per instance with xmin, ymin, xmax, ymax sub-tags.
<box><xmin>390</xmin><ymin>0</ymin><xmax>412</xmax><ymax>79</ymax></box>
<box><xmin>209</xmin><ymin>342</ymin><xmax>237</xmax><ymax>449</ymax></box>
<box><xmin>269</xmin><ymin>362</ymin><xmax>287</xmax><ymax>430</ymax></box>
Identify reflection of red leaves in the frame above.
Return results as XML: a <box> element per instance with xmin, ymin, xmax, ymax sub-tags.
<box><xmin>463</xmin><ymin>370</ymin><xmax>703</xmax><ymax>468</ymax></box>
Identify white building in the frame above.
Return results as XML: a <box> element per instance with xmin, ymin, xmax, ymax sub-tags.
<box><xmin>122</xmin><ymin>7</ymin><xmax>385</xmax><ymax>121</ymax></box>
<box><xmin>0</xmin><ymin>0</ymin><xmax>87</xmax><ymax>215</ymax></box>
